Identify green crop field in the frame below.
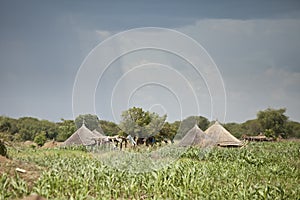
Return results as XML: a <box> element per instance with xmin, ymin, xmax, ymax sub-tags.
<box><xmin>1</xmin><ymin>142</ymin><xmax>299</xmax><ymax>200</ymax></box>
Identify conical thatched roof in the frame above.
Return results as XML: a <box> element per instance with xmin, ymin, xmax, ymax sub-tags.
<box><xmin>92</xmin><ymin>129</ymin><xmax>105</xmax><ymax>138</ymax></box>
<box><xmin>205</xmin><ymin>121</ymin><xmax>242</xmax><ymax>147</ymax></box>
<box><xmin>63</xmin><ymin>123</ymin><xmax>100</xmax><ymax>146</ymax></box>
<box><xmin>178</xmin><ymin>124</ymin><xmax>213</xmax><ymax>147</ymax></box>
<box><xmin>95</xmin><ymin>124</ymin><xmax>105</xmax><ymax>135</ymax></box>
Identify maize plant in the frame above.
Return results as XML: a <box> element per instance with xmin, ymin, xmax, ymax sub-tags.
<box><xmin>0</xmin><ymin>141</ymin><xmax>299</xmax><ymax>199</ymax></box>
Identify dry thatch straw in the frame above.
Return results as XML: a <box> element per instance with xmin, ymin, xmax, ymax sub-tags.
<box><xmin>178</xmin><ymin>124</ymin><xmax>215</xmax><ymax>147</ymax></box>
<box><xmin>92</xmin><ymin>129</ymin><xmax>105</xmax><ymax>138</ymax></box>
<box><xmin>63</xmin><ymin>123</ymin><xmax>101</xmax><ymax>146</ymax></box>
<box><xmin>205</xmin><ymin>121</ymin><xmax>242</xmax><ymax>147</ymax></box>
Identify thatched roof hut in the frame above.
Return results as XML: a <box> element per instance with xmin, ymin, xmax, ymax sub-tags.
<box><xmin>243</xmin><ymin>133</ymin><xmax>273</xmax><ymax>142</ymax></box>
<box><xmin>63</xmin><ymin>123</ymin><xmax>100</xmax><ymax>146</ymax></box>
<box><xmin>205</xmin><ymin>121</ymin><xmax>242</xmax><ymax>147</ymax></box>
<box><xmin>178</xmin><ymin>124</ymin><xmax>214</xmax><ymax>147</ymax></box>
<box><xmin>92</xmin><ymin>129</ymin><xmax>105</xmax><ymax>138</ymax></box>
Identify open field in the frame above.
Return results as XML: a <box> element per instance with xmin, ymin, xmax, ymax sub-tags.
<box><xmin>1</xmin><ymin>142</ymin><xmax>299</xmax><ymax>200</ymax></box>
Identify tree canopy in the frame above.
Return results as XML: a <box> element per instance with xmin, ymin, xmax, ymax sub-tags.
<box><xmin>56</xmin><ymin>119</ymin><xmax>77</xmax><ymax>142</ymax></box>
<box><xmin>75</xmin><ymin>114</ymin><xmax>99</xmax><ymax>131</ymax></box>
<box><xmin>174</xmin><ymin>116</ymin><xmax>210</xmax><ymax>139</ymax></box>
<box><xmin>257</xmin><ymin>108</ymin><xmax>289</xmax><ymax>138</ymax></box>
<box><xmin>0</xmin><ymin>107</ymin><xmax>300</xmax><ymax>143</ymax></box>
<box><xmin>119</xmin><ymin>107</ymin><xmax>167</xmax><ymax>138</ymax></box>
<box><xmin>99</xmin><ymin>120</ymin><xmax>119</xmax><ymax>136</ymax></box>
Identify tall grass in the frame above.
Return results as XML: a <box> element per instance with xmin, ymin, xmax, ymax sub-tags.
<box><xmin>1</xmin><ymin>142</ymin><xmax>299</xmax><ymax>199</ymax></box>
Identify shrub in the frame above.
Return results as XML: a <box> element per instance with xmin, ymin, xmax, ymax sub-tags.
<box><xmin>34</xmin><ymin>131</ymin><xmax>47</xmax><ymax>147</ymax></box>
<box><xmin>0</xmin><ymin>139</ymin><xmax>7</xmax><ymax>157</ymax></box>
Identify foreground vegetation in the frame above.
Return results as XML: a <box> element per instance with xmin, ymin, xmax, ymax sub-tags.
<box><xmin>1</xmin><ymin>141</ymin><xmax>299</xmax><ymax>199</ymax></box>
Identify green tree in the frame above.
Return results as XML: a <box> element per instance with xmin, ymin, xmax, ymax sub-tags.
<box><xmin>119</xmin><ymin>107</ymin><xmax>166</xmax><ymax>138</ymax></box>
<box><xmin>175</xmin><ymin>116</ymin><xmax>210</xmax><ymax>139</ymax></box>
<box><xmin>0</xmin><ymin>116</ymin><xmax>20</xmax><ymax>141</ymax></box>
<box><xmin>197</xmin><ymin>116</ymin><xmax>210</xmax><ymax>130</ymax></box>
<box><xmin>146</xmin><ymin>112</ymin><xmax>167</xmax><ymax>136</ymax></box>
<box><xmin>34</xmin><ymin>131</ymin><xmax>47</xmax><ymax>146</ymax></box>
<box><xmin>286</xmin><ymin>121</ymin><xmax>300</xmax><ymax>138</ymax></box>
<box><xmin>264</xmin><ymin>129</ymin><xmax>275</xmax><ymax>138</ymax></box>
<box><xmin>224</xmin><ymin>122</ymin><xmax>244</xmax><ymax>138</ymax></box>
<box><xmin>119</xmin><ymin>107</ymin><xmax>149</xmax><ymax>137</ymax></box>
<box><xmin>40</xmin><ymin>120</ymin><xmax>58</xmax><ymax>139</ymax></box>
<box><xmin>159</xmin><ymin>122</ymin><xmax>171</xmax><ymax>139</ymax></box>
<box><xmin>16</xmin><ymin>117</ymin><xmax>41</xmax><ymax>141</ymax></box>
<box><xmin>257</xmin><ymin>108</ymin><xmax>288</xmax><ymax>138</ymax></box>
<box><xmin>158</xmin><ymin>122</ymin><xmax>174</xmax><ymax>141</ymax></box>
<box><xmin>224</xmin><ymin>119</ymin><xmax>262</xmax><ymax>139</ymax></box>
<box><xmin>241</xmin><ymin>119</ymin><xmax>262</xmax><ymax>135</ymax></box>
<box><xmin>15</xmin><ymin>117</ymin><xmax>57</xmax><ymax>141</ymax></box>
<box><xmin>0</xmin><ymin>118</ymin><xmax>11</xmax><ymax>132</ymax></box>
<box><xmin>56</xmin><ymin>119</ymin><xmax>77</xmax><ymax>142</ymax></box>
<box><xmin>99</xmin><ymin>120</ymin><xmax>120</xmax><ymax>136</ymax></box>
<box><xmin>75</xmin><ymin>114</ymin><xmax>100</xmax><ymax>131</ymax></box>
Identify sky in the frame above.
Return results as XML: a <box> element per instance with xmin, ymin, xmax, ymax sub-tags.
<box><xmin>0</xmin><ymin>0</ymin><xmax>300</xmax><ymax>123</ymax></box>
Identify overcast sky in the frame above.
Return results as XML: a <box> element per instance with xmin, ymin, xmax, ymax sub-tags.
<box><xmin>0</xmin><ymin>0</ymin><xmax>300</xmax><ymax>123</ymax></box>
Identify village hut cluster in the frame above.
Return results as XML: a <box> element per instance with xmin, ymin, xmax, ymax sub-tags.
<box><xmin>242</xmin><ymin>133</ymin><xmax>274</xmax><ymax>142</ymax></box>
<box><xmin>178</xmin><ymin>121</ymin><xmax>243</xmax><ymax>148</ymax></box>
<box><xmin>62</xmin><ymin>120</ymin><xmax>246</xmax><ymax>149</ymax></box>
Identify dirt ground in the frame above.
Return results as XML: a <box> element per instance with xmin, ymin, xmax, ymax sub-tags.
<box><xmin>0</xmin><ymin>155</ymin><xmax>43</xmax><ymax>189</ymax></box>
